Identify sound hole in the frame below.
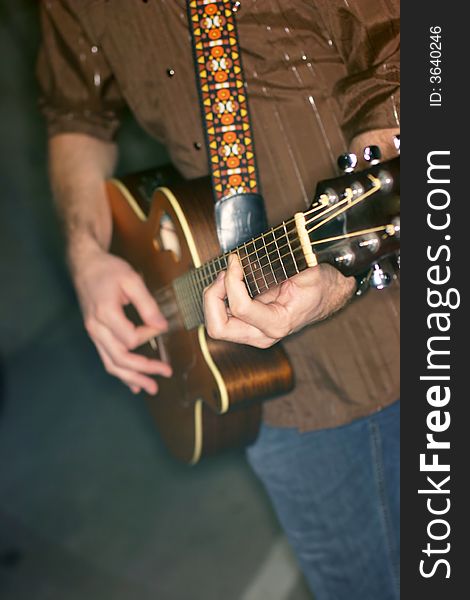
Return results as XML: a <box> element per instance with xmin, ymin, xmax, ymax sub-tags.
<box><xmin>154</xmin><ymin>212</ymin><xmax>181</xmax><ymax>261</ymax></box>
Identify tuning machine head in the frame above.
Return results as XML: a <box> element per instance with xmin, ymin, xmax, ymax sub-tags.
<box><xmin>370</xmin><ymin>262</ymin><xmax>393</xmax><ymax>290</ymax></box>
<box><xmin>393</xmin><ymin>134</ymin><xmax>400</xmax><ymax>154</ymax></box>
<box><xmin>363</xmin><ymin>145</ymin><xmax>381</xmax><ymax>165</ymax></box>
<box><xmin>337</xmin><ymin>153</ymin><xmax>358</xmax><ymax>173</ymax></box>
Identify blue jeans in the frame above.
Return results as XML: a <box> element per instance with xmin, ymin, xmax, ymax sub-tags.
<box><xmin>246</xmin><ymin>401</ymin><xmax>400</xmax><ymax>600</ymax></box>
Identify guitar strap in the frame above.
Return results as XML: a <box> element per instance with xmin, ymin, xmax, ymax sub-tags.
<box><xmin>186</xmin><ymin>0</ymin><xmax>268</xmax><ymax>251</ymax></box>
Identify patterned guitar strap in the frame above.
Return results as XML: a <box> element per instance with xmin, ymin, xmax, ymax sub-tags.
<box><xmin>187</xmin><ymin>0</ymin><xmax>268</xmax><ymax>252</ymax></box>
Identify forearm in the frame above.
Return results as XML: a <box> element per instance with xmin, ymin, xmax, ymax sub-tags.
<box><xmin>48</xmin><ymin>132</ymin><xmax>118</xmax><ymax>274</ymax></box>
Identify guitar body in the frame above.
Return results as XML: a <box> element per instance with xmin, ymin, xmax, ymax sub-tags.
<box><xmin>107</xmin><ymin>168</ymin><xmax>294</xmax><ymax>463</ymax></box>
<box><xmin>106</xmin><ymin>158</ymin><xmax>400</xmax><ymax>463</ymax></box>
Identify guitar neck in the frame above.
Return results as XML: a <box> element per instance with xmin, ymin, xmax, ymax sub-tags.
<box><xmin>173</xmin><ymin>218</ymin><xmax>311</xmax><ymax>330</ymax></box>
<box><xmin>173</xmin><ymin>157</ymin><xmax>400</xmax><ymax>330</ymax></box>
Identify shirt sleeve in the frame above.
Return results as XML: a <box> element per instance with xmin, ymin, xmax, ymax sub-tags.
<box><xmin>36</xmin><ymin>1</ymin><xmax>125</xmax><ymax>141</ymax></box>
<box><xmin>318</xmin><ymin>0</ymin><xmax>400</xmax><ymax>143</ymax></box>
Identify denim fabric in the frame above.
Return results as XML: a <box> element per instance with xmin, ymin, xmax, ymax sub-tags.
<box><xmin>247</xmin><ymin>401</ymin><xmax>400</xmax><ymax>600</ymax></box>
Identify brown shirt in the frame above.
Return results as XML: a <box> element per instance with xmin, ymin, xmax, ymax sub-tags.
<box><xmin>37</xmin><ymin>0</ymin><xmax>400</xmax><ymax>431</ymax></box>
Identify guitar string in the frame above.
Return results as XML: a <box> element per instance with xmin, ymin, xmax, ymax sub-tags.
<box><xmin>302</xmin><ymin>174</ymin><xmax>381</xmax><ymax>227</ymax></box>
<box><xmin>173</xmin><ymin>221</ymin><xmax>392</xmax><ymax>328</ymax></box>
<box><xmin>155</xmin><ymin>221</ymin><xmax>395</xmax><ymax>327</ymax></box>
<box><xmin>203</xmin><ymin>176</ymin><xmax>381</xmax><ymax>272</ymax></box>
<box><xmin>236</xmin><ymin>175</ymin><xmax>382</xmax><ymax>264</ymax></box>
<box><xmin>305</xmin><ymin>176</ymin><xmax>381</xmax><ymax>232</ymax></box>
<box><xmin>160</xmin><ymin>203</ymin><xmax>391</xmax><ymax>313</ymax></box>
<box><xmin>238</xmin><ymin>172</ymin><xmax>382</xmax><ymax>264</ymax></box>
<box><xmin>152</xmin><ymin>223</ymin><xmax>298</xmax><ymax>312</ymax></box>
<box><xmin>192</xmin><ymin>225</ymin><xmax>394</xmax><ymax>292</ymax></box>
<box><xmin>153</xmin><ymin>213</ymin><xmax>392</xmax><ymax>313</ymax></box>
<box><xmin>152</xmin><ymin>176</ymin><xmax>391</xmax><ymax>312</ymax></box>
<box><xmin>193</xmin><ymin>179</ymin><xmax>384</xmax><ymax>284</ymax></box>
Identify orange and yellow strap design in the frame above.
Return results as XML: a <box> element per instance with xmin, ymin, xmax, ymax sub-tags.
<box><xmin>187</xmin><ymin>0</ymin><xmax>260</xmax><ymax>201</ymax></box>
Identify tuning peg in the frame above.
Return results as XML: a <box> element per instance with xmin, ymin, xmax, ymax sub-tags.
<box><xmin>363</xmin><ymin>145</ymin><xmax>381</xmax><ymax>165</ymax></box>
<box><xmin>370</xmin><ymin>263</ymin><xmax>392</xmax><ymax>290</ymax></box>
<box><xmin>337</xmin><ymin>153</ymin><xmax>358</xmax><ymax>173</ymax></box>
<box><xmin>393</xmin><ymin>134</ymin><xmax>400</xmax><ymax>153</ymax></box>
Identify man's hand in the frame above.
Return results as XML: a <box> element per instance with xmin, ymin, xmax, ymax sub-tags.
<box><xmin>75</xmin><ymin>247</ymin><xmax>172</xmax><ymax>394</ymax></box>
<box><xmin>203</xmin><ymin>255</ymin><xmax>356</xmax><ymax>348</ymax></box>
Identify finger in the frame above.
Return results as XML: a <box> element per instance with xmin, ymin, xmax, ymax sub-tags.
<box><xmin>96</xmin><ymin>302</ymin><xmax>163</xmax><ymax>350</ymax></box>
<box><xmin>130</xmin><ymin>323</ymin><xmax>166</xmax><ymax>349</ymax></box>
<box><xmin>121</xmin><ymin>273</ymin><xmax>167</xmax><ymax>330</ymax></box>
<box><xmin>204</xmin><ymin>273</ymin><xmax>277</xmax><ymax>347</ymax></box>
<box><xmin>204</xmin><ymin>270</ymin><xmax>230</xmax><ymax>328</ymax></box>
<box><xmin>91</xmin><ymin>321</ymin><xmax>172</xmax><ymax>377</ymax></box>
<box><xmin>95</xmin><ymin>341</ymin><xmax>160</xmax><ymax>395</ymax></box>
<box><xmin>225</xmin><ymin>255</ymin><xmax>282</xmax><ymax>331</ymax></box>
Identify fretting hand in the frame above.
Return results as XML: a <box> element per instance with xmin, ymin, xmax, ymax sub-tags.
<box><xmin>203</xmin><ymin>254</ymin><xmax>355</xmax><ymax>348</ymax></box>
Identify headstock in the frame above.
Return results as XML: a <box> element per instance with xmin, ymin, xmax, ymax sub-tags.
<box><xmin>307</xmin><ymin>153</ymin><xmax>400</xmax><ymax>279</ymax></box>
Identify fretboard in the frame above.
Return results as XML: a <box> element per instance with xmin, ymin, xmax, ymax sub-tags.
<box><xmin>173</xmin><ymin>218</ymin><xmax>307</xmax><ymax>330</ymax></box>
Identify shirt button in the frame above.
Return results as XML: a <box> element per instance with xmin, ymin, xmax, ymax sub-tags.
<box><xmin>166</xmin><ymin>68</ymin><xmax>176</xmax><ymax>77</ymax></box>
<box><xmin>194</xmin><ymin>142</ymin><xmax>202</xmax><ymax>150</ymax></box>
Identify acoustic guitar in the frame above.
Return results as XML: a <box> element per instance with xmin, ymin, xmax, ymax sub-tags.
<box><xmin>107</xmin><ymin>157</ymin><xmax>400</xmax><ymax>463</ymax></box>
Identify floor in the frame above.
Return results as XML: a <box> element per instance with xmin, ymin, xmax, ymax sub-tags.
<box><xmin>0</xmin><ymin>3</ymin><xmax>312</xmax><ymax>599</ymax></box>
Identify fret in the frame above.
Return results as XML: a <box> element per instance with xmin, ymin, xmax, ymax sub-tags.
<box><xmin>271</xmin><ymin>228</ymin><xmax>288</xmax><ymax>282</ymax></box>
<box><xmin>294</xmin><ymin>243</ymin><xmax>308</xmax><ymax>273</ymax></box>
<box><xmin>204</xmin><ymin>264</ymin><xmax>212</xmax><ymax>286</ymax></box>
<box><xmin>196</xmin><ymin>266</ymin><xmax>204</xmax><ymax>291</ymax></box>
<box><xmin>245</xmin><ymin>240</ymin><xmax>266</xmax><ymax>295</ymax></box>
<box><xmin>190</xmin><ymin>269</ymin><xmax>204</xmax><ymax>323</ymax></box>
<box><xmin>283</xmin><ymin>221</ymin><xmax>300</xmax><ymax>274</ymax></box>
<box><xmin>187</xmin><ymin>271</ymin><xmax>198</xmax><ymax>323</ymax></box>
<box><xmin>201</xmin><ymin>264</ymin><xmax>212</xmax><ymax>289</ymax></box>
<box><xmin>214</xmin><ymin>254</ymin><xmax>227</xmax><ymax>285</ymax></box>
<box><xmin>216</xmin><ymin>258</ymin><xmax>222</xmax><ymax>278</ymax></box>
<box><xmin>202</xmin><ymin>264</ymin><xmax>212</xmax><ymax>290</ymax></box>
<box><xmin>176</xmin><ymin>276</ymin><xmax>190</xmax><ymax>326</ymax></box>
<box><xmin>183</xmin><ymin>276</ymin><xmax>194</xmax><ymax>324</ymax></box>
<box><xmin>184</xmin><ymin>275</ymin><xmax>193</xmax><ymax>323</ymax></box>
<box><xmin>195</xmin><ymin>267</ymin><xmax>205</xmax><ymax>296</ymax></box>
<box><xmin>251</xmin><ymin>234</ymin><xmax>275</xmax><ymax>288</ymax></box>
<box><xmin>260</xmin><ymin>232</ymin><xmax>278</xmax><ymax>286</ymax></box>
<box><xmin>199</xmin><ymin>263</ymin><xmax>212</xmax><ymax>301</ymax></box>
<box><xmin>193</xmin><ymin>267</ymin><xmax>201</xmax><ymax>294</ymax></box>
<box><xmin>217</xmin><ymin>254</ymin><xmax>227</xmax><ymax>274</ymax></box>
<box><xmin>209</xmin><ymin>258</ymin><xmax>219</xmax><ymax>282</ymax></box>
<box><xmin>237</xmin><ymin>244</ymin><xmax>258</xmax><ymax>297</ymax></box>
<box><xmin>252</xmin><ymin>238</ymin><xmax>269</xmax><ymax>291</ymax></box>
<box><xmin>206</xmin><ymin>260</ymin><xmax>217</xmax><ymax>287</ymax></box>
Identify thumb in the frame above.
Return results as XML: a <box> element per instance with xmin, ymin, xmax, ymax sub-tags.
<box><xmin>122</xmin><ymin>273</ymin><xmax>166</xmax><ymax>328</ymax></box>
